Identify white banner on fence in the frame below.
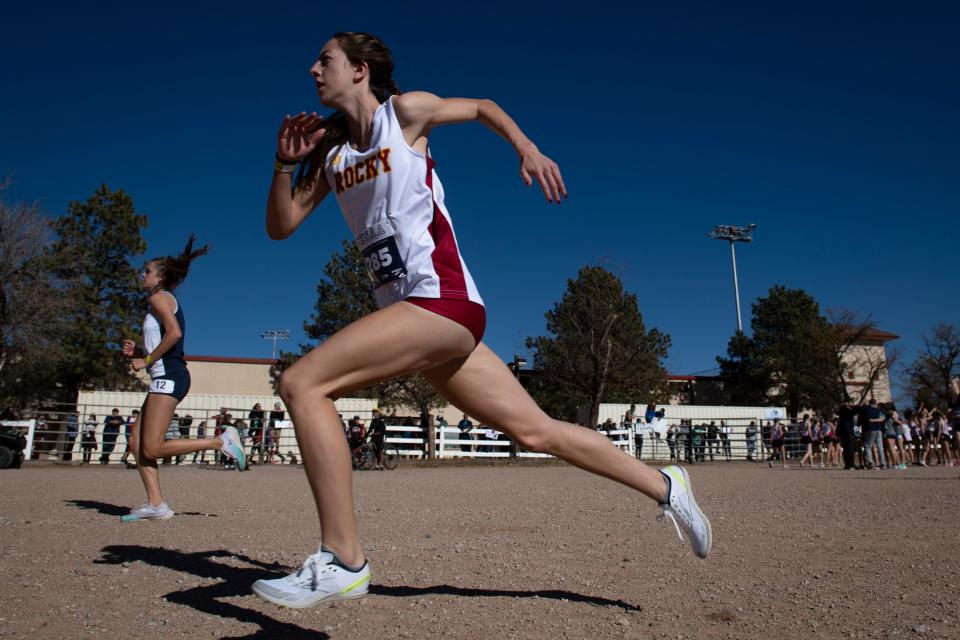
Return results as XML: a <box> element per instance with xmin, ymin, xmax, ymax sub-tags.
<box><xmin>648</xmin><ymin>418</ymin><xmax>668</xmax><ymax>437</ymax></box>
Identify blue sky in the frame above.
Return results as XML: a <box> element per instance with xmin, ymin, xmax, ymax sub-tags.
<box><xmin>2</xmin><ymin>2</ymin><xmax>957</xmax><ymax>401</ymax></box>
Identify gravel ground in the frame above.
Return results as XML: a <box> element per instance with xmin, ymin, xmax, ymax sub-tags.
<box><xmin>1</xmin><ymin>461</ymin><xmax>958</xmax><ymax>639</ymax></box>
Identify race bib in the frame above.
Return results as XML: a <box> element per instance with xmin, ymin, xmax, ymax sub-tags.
<box><xmin>356</xmin><ymin>219</ymin><xmax>407</xmax><ymax>287</ymax></box>
<box><xmin>149</xmin><ymin>378</ymin><xmax>175</xmax><ymax>394</ymax></box>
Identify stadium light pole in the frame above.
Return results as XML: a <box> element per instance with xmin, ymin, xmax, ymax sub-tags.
<box><xmin>707</xmin><ymin>224</ymin><xmax>756</xmax><ymax>333</ymax></box>
<box><xmin>261</xmin><ymin>330</ymin><xmax>290</xmax><ymax>360</ymax></box>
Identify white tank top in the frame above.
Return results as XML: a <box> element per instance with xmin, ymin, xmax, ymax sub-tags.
<box><xmin>142</xmin><ymin>291</ymin><xmax>186</xmax><ymax>378</ymax></box>
<box><xmin>324</xmin><ymin>96</ymin><xmax>483</xmax><ymax>309</ymax></box>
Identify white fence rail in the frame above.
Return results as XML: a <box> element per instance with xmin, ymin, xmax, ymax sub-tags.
<box><xmin>4</xmin><ymin>399</ymin><xmax>803</xmax><ymax>467</ymax></box>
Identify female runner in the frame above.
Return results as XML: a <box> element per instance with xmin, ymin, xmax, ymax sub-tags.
<box><xmin>252</xmin><ymin>32</ymin><xmax>711</xmax><ymax>607</ymax></box>
<box><xmin>799</xmin><ymin>414</ymin><xmax>814</xmax><ymax>469</ymax></box>
<box><xmin>121</xmin><ymin>237</ymin><xmax>246</xmax><ymax>520</ymax></box>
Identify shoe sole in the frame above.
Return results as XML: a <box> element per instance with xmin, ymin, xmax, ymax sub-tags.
<box><xmin>674</xmin><ymin>466</ymin><xmax>712</xmax><ymax>559</ymax></box>
<box><xmin>222</xmin><ymin>428</ymin><xmax>247</xmax><ymax>472</ymax></box>
<box><xmin>122</xmin><ymin>510</ymin><xmax>175</xmax><ymax>522</ymax></box>
<box><xmin>251</xmin><ymin>583</ymin><xmax>368</xmax><ymax>609</ymax></box>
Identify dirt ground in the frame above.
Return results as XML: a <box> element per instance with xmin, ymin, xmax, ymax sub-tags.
<box><xmin>1</xmin><ymin>460</ymin><xmax>958</xmax><ymax>639</ymax></box>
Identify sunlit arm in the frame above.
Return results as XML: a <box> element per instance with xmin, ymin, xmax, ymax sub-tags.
<box><xmin>266</xmin><ymin>173</ymin><xmax>330</xmax><ymax>240</ymax></box>
<box><xmin>394</xmin><ymin>92</ymin><xmax>567</xmax><ymax>203</ymax></box>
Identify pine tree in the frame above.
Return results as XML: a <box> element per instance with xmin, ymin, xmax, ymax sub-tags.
<box><xmin>49</xmin><ymin>185</ymin><xmax>148</xmax><ymax>399</ymax></box>
<box><xmin>526</xmin><ymin>266</ymin><xmax>669</xmax><ymax>426</ymax></box>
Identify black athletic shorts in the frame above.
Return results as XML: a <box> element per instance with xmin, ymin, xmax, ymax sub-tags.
<box><xmin>148</xmin><ymin>369</ymin><xmax>191</xmax><ymax>402</ymax></box>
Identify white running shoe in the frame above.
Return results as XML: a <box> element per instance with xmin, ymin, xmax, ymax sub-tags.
<box><xmin>657</xmin><ymin>465</ymin><xmax>712</xmax><ymax>559</ymax></box>
<box><xmin>129</xmin><ymin>502</ymin><xmax>174</xmax><ymax>520</ymax></box>
<box><xmin>218</xmin><ymin>426</ymin><xmax>246</xmax><ymax>471</ymax></box>
<box><xmin>252</xmin><ymin>549</ymin><xmax>370</xmax><ymax>608</ymax></box>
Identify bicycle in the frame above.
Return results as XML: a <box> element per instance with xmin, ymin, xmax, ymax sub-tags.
<box><xmin>351</xmin><ymin>440</ymin><xmax>400</xmax><ymax>470</ymax></box>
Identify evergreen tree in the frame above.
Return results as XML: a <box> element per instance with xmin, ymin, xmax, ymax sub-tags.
<box><xmin>719</xmin><ymin>285</ymin><xmax>842</xmax><ymax>416</ymax></box>
<box><xmin>716</xmin><ymin>330</ymin><xmax>771</xmax><ymax>406</ymax></box>
<box><xmin>305</xmin><ymin>240</ymin><xmax>378</xmax><ymax>344</ymax></box>
<box><xmin>526</xmin><ymin>266</ymin><xmax>669</xmax><ymax>427</ymax></box>
<box><xmin>49</xmin><ymin>185</ymin><xmax>148</xmax><ymax>399</ymax></box>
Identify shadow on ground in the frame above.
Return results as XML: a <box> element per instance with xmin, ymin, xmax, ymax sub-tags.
<box><xmin>370</xmin><ymin>584</ymin><xmax>641</xmax><ymax>611</ymax></box>
<box><xmin>65</xmin><ymin>499</ymin><xmax>216</xmax><ymax>517</ymax></box>
<box><xmin>98</xmin><ymin>545</ymin><xmax>324</xmax><ymax>639</ymax></box>
<box><xmin>95</xmin><ymin>545</ymin><xmax>640</xmax><ymax>638</ymax></box>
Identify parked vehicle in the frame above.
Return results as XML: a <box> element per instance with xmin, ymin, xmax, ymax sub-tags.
<box><xmin>0</xmin><ymin>429</ymin><xmax>27</xmax><ymax>469</ymax></box>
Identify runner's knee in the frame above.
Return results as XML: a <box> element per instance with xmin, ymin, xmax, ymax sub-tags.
<box><xmin>277</xmin><ymin>369</ymin><xmax>325</xmax><ymax>405</ymax></box>
<box><xmin>278</xmin><ymin>369</ymin><xmax>340</xmax><ymax>414</ymax></box>
<box><xmin>141</xmin><ymin>441</ymin><xmax>163</xmax><ymax>460</ymax></box>
<box><xmin>512</xmin><ymin>418</ymin><xmax>557</xmax><ymax>453</ymax></box>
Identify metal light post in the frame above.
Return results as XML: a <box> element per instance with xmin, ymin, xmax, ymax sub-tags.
<box><xmin>261</xmin><ymin>330</ymin><xmax>290</xmax><ymax>360</ymax></box>
<box><xmin>708</xmin><ymin>224</ymin><xmax>756</xmax><ymax>332</ymax></box>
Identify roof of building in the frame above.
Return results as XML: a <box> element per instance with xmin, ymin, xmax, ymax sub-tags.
<box><xmin>185</xmin><ymin>355</ymin><xmax>280</xmax><ymax>365</ymax></box>
<box><xmin>835</xmin><ymin>326</ymin><xmax>900</xmax><ymax>342</ymax></box>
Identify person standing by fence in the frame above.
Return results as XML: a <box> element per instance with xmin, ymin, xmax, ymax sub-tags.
<box><xmin>81</xmin><ymin>414</ymin><xmax>97</xmax><ymax>464</ymax></box>
<box><xmin>633</xmin><ymin>418</ymin><xmax>644</xmax><ymax>460</ymax></box>
<box><xmin>799</xmin><ymin>414</ymin><xmax>814</xmax><ymax>469</ymax></box>
<box><xmin>162</xmin><ymin>413</ymin><xmax>180</xmax><ymax>465</ymax></box>
<box><xmin>769</xmin><ymin>419</ymin><xmax>786</xmax><ymax>469</ymax></box>
<box><xmin>249</xmin><ymin>403</ymin><xmax>264</xmax><ymax>462</ymax></box>
<box><xmin>837</xmin><ymin>401</ymin><xmax>858</xmax><ymax>470</ymax></box>
<box><xmin>100</xmin><ymin>408</ymin><xmax>125</xmax><ymax>464</ymax></box>
<box><xmin>681</xmin><ymin>420</ymin><xmax>693</xmax><ymax>463</ymax></box>
<box><xmin>666</xmin><ymin>423</ymin><xmax>677</xmax><ymax>462</ymax></box>
<box><xmin>369</xmin><ymin>408</ymin><xmax>387</xmax><ymax>469</ymax></box>
<box><xmin>63</xmin><ymin>414</ymin><xmax>78</xmax><ymax>462</ymax></box>
<box><xmin>251</xmin><ymin>31</ymin><xmax>711</xmax><ymax>608</ymax></box>
<box><xmin>745</xmin><ymin>422</ymin><xmax>757</xmax><ymax>462</ymax></box>
<box><xmin>175</xmin><ymin>414</ymin><xmax>193</xmax><ymax>464</ymax></box>
<box><xmin>705</xmin><ymin>421</ymin><xmax>718</xmax><ymax>462</ymax></box>
<box><xmin>121</xmin><ymin>237</ymin><xmax>245</xmax><ymax>521</ymax></box>
<box><xmin>934</xmin><ymin>410</ymin><xmax>955</xmax><ymax>466</ymax></box>
<box><xmin>120</xmin><ymin>409</ymin><xmax>139</xmax><ymax>467</ymax></box>
<box><xmin>693</xmin><ymin>423</ymin><xmax>707</xmax><ymax>462</ymax></box>
<box><xmin>761</xmin><ymin>421</ymin><xmax>772</xmax><ymax>461</ymax></box>
<box><xmin>457</xmin><ymin>414</ymin><xmax>474</xmax><ymax>453</ymax></box>
<box><xmin>882</xmin><ymin>403</ymin><xmax>904</xmax><ymax>470</ymax></box>
<box><xmin>901</xmin><ymin>409</ymin><xmax>918</xmax><ymax>466</ymax></box>
<box><xmin>269</xmin><ymin>402</ymin><xmax>285</xmax><ymax>456</ymax></box>
<box><xmin>720</xmin><ymin>420</ymin><xmax>732</xmax><ymax>461</ymax></box>
<box><xmin>192</xmin><ymin>417</ymin><xmax>208</xmax><ymax>464</ymax></box>
<box><xmin>821</xmin><ymin>416</ymin><xmax>837</xmax><ymax>468</ymax></box>
<box><xmin>858</xmin><ymin>399</ymin><xmax>886</xmax><ymax>469</ymax></box>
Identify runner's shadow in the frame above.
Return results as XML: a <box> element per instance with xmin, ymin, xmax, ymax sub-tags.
<box><xmin>65</xmin><ymin>499</ymin><xmax>216</xmax><ymax>517</ymax></box>
<box><xmin>96</xmin><ymin>545</ymin><xmax>639</xmax><ymax>638</ymax></box>
<box><xmin>96</xmin><ymin>545</ymin><xmax>326</xmax><ymax>639</ymax></box>
<box><xmin>65</xmin><ymin>499</ymin><xmax>129</xmax><ymax>516</ymax></box>
<box><xmin>371</xmin><ymin>584</ymin><xmax>641</xmax><ymax>611</ymax></box>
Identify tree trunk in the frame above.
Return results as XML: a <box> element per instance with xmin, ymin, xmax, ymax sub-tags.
<box><xmin>424</xmin><ymin>410</ymin><xmax>435</xmax><ymax>460</ymax></box>
<box><xmin>589</xmin><ymin>335</ymin><xmax>614</xmax><ymax>428</ymax></box>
